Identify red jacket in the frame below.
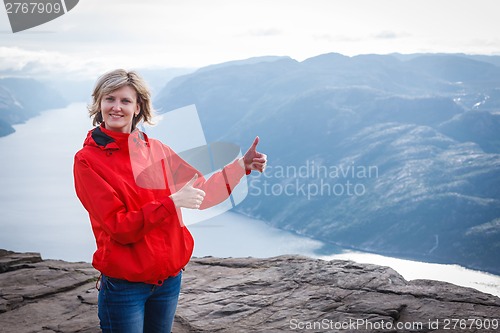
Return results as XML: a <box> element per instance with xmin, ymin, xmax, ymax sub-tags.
<box><xmin>73</xmin><ymin>125</ymin><xmax>245</xmax><ymax>284</ymax></box>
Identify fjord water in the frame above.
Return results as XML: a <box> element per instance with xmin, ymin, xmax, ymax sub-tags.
<box><xmin>0</xmin><ymin>104</ymin><xmax>498</xmax><ymax>297</ymax></box>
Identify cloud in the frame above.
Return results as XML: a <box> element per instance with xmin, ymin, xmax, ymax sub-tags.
<box><xmin>372</xmin><ymin>31</ymin><xmax>411</xmax><ymax>39</ymax></box>
<box><xmin>313</xmin><ymin>33</ymin><xmax>365</xmax><ymax>43</ymax></box>
<box><xmin>2</xmin><ymin>0</ymin><xmax>500</xmax><ymax>72</ymax></box>
<box><xmin>0</xmin><ymin>46</ymin><xmax>111</xmax><ymax>80</ymax></box>
<box><xmin>238</xmin><ymin>28</ymin><xmax>284</xmax><ymax>37</ymax></box>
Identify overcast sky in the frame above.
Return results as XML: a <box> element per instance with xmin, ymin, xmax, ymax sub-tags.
<box><xmin>1</xmin><ymin>0</ymin><xmax>500</xmax><ymax>79</ymax></box>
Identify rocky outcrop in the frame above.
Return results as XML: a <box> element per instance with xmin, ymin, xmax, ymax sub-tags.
<box><xmin>1</xmin><ymin>249</ymin><xmax>499</xmax><ymax>333</ymax></box>
<box><xmin>0</xmin><ymin>250</ymin><xmax>99</xmax><ymax>333</ymax></box>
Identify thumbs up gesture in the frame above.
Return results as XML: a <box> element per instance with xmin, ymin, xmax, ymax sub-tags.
<box><xmin>170</xmin><ymin>174</ymin><xmax>206</xmax><ymax>209</ymax></box>
<box><xmin>243</xmin><ymin>136</ymin><xmax>267</xmax><ymax>173</ymax></box>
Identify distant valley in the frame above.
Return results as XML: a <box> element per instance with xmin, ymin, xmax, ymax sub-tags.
<box><xmin>0</xmin><ymin>78</ymin><xmax>67</xmax><ymax>137</ymax></box>
<box><xmin>154</xmin><ymin>53</ymin><xmax>500</xmax><ymax>274</ymax></box>
<box><xmin>2</xmin><ymin>53</ymin><xmax>499</xmax><ymax>274</ymax></box>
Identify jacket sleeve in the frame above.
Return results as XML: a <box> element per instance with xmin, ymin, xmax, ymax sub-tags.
<box><xmin>73</xmin><ymin>154</ymin><xmax>177</xmax><ymax>245</ymax></box>
<box><xmin>166</xmin><ymin>147</ymin><xmax>246</xmax><ymax>209</ymax></box>
<box><xmin>197</xmin><ymin>158</ymin><xmax>246</xmax><ymax>209</ymax></box>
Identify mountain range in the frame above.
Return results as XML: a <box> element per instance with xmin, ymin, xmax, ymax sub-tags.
<box><xmin>2</xmin><ymin>52</ymin><xmax>498</xmax><ymax>274</ymax></box>
<box><xmin>154</xmin><ymin>53</ymin><xmax>500</xmax><ymax>274</ymax></box>
<box><xmin>0</xmin><ymin>68</ymin><xmax>193</xmax><ymax>137</ymax></box>
<box><xmin>0</xmin><ymin>78</ymin><xmax>67</xmax><ymax>137</ymax></box>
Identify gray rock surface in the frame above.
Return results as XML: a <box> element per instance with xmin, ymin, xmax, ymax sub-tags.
<box><xmin>1</xmin><ymin>249</ymin><xmax>499</xmax><ymax>332</ymax></box>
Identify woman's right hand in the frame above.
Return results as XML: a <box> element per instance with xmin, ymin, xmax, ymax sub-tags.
<box><xmin>169</xmin><ymin>174</ymin><xmax>206</xmax><ymax>209</ymax></box>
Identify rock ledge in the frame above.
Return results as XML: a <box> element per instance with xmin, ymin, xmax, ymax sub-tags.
<box><xmin>1</xmin><ymin>250</ymin><xmax>499</xmax><ymax>332</ymax></box>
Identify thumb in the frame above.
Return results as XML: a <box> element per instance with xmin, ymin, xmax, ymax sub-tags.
<box><xmin>249</xmin><ymin>136</ymin><xmax>259</xmax><ymax>152</ymax></box>
<box><xmin>186</xmin><ymin>173</ymin><xmax>198</xmax><ymax>187</ymax></box>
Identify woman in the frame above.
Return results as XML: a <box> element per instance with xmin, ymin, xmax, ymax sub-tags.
<box><xmin>73</xmin><ymin>69</ymin><xmax>267</xmax><ymax>332</ymax></box>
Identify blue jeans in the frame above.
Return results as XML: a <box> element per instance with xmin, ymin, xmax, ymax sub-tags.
<box><xmin>98</xmin><ymin>272</ymin><xmax>182</xmax><ymax>333</ymax></box>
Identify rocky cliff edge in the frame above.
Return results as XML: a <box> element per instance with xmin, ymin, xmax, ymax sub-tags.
<box><xmin>1</xmin><ymin>249</ymin><xmax>499</xmax><ymax>333</ymax></box>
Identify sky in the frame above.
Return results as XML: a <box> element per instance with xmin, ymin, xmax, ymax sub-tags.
<box><xmin>1</xmin><ymin>0</ymin><xmax>500</xmax><ymax>79</ymax></box>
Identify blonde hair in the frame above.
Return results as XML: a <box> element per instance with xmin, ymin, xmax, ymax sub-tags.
<box><xmin>88</xmin><ymin>69</ymin><xmax>155</xmax><ymax>131</ymax></box>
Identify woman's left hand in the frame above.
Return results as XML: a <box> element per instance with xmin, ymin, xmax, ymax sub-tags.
<box><xmin>242</xmin><ymin>136</ymin><xmax>267</xmax><ymax>173</ymax></box>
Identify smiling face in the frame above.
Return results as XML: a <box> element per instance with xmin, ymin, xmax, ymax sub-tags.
<box><xmin>100</xmin><ymin>85</ymin><xmax>140</xmax><ymax>133</ymax></box>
